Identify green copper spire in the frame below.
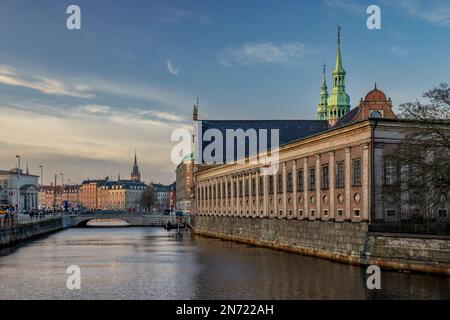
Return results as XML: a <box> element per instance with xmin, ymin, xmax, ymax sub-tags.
<box><xmin>333</xmin><ymin>24</ymin><xmax>345</xmax><ymax>75</ymax></box>
<box><xmin>327</xmin><ymin>24</ymin><xmax>350</xmax><ymax>122</ymax></box>
<box><xmin>317</xmin><ymin>64</ymin><xmax>329</xmax><ymax>120</ymax></box>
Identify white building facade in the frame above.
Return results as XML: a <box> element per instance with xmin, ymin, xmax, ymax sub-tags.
<box><xmin>0</xmin><ymin>169</ymin><xmax>39</xmax><ymax>212</ymax></box>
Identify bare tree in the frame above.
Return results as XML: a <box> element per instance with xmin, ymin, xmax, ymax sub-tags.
<box><xmin>390</xmin><ymin>83</ymin><xmax>450</xmax><ymax>220</ymax></box>
<box><xmin>139</xmin><ymin>186</ymin><xmax>155</xmax><ymax>212</ymax></box>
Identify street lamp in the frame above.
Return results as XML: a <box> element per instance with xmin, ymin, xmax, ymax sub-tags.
<box><xmin>39</xmin><ymin>165</ymin><xmax>43</xmax><ymax>187</ymax></box>
<box><xmin>15</xmin><ymin>155</ymin><xmax>20</xmax><ymax>223</ymax></box>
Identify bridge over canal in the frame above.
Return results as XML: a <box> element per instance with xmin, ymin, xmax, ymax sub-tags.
<box><xmin>70</xmin><ymin>213</ymin><xmax>179</xmax><ymax>227</ymax></box>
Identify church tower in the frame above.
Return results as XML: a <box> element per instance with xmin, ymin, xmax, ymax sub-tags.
<box><xmin>131</xmin><ymin>151</ymin><xmax>141</xmax><ymax>182</ymax></box>
<box><xmin>317</xmin><ymin>64</ymin><xmax>329</xmax><ymax>120</ymax></box>
<box><xmin>327</xmin><ymin>24</ymin><xmax>350</xmax><ymax>125</ymax></box>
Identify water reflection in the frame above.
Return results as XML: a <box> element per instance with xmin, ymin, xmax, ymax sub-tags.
<box><xmin>86</xmin><ymin>219</ymin><xmax>130</xmax><ymax>227</ymax></box>
<box><xmin>0</xmin><ymin>227</ymin><xmax>448</xmax><ymax>300</ymax></box>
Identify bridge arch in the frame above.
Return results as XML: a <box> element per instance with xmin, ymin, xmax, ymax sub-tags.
<box><xmin>76</xmin><ymin>218</ymin><xmax>132</xmax><ymax>227</ymax></box>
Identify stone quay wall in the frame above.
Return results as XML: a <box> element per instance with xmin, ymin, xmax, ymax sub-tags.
<box><xmin>192</xmin><ymin>216</ymin><xmax>450</xmax><ymax>275</ymax></box>
<box><xmin>0</xmin><ymin>218</ymin><xmax>64</xmax><ymax>248</ymax></box>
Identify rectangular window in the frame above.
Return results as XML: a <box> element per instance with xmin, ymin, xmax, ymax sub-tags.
<box><xmin>269</xmin><ymin>176</ymin><xmax>274</xmax><ymax>195</ymax></box>
<box><xmin>233</xmin><ymin>182</ymin><xmax>237</xmax><ymax>197</ymax></box>
<box><xmin>297</xmin><ymin>170</ymin><xmax>304</xmax><ymax>192</ymax></box>
<box><xmin>352</xmin><ymin>159</ymin><xmax>361</xmax><ymax>187</ymax></box>
<box><xmin>259</xmin><ymin>177</ymin><xmax>264</xmax><ymax>196</ymax></box>
<box><xmin>323</xmin><ymin>209</ymin><xmax>329</xmax><ymax>216</ymax></box>
<box><xmin>309</xmin><ymin>168</ymin><xmax>316</xmax><ymax>191</ymax></box>
<box><xmin>337</xmin><ymin>209</ymin><xmax>343</xmax><ymax>217</ymax></box>
<box><xmin>386</xmin><ymin>209</ymin><xmax>396</xmax><ymax>219</ymax></box>
<box><xmin>252</xmin><ymin>178</ymin><xmax>256</xmax><ymax>196</ymax></box>
<box><xmin>277</xmin><ymin>174</ymin><xmax>283</xmax><ymax>193</ymax></box>
<box><xmin>336</xmin><ymin>162</ymin><xmax>345</xmax><ymax>188</ymax></box>
<box><xmin>322</xmin><ymin>165</ymin><xmax>329</xmax><ymax>190</ymax></box>
<box><xmin>354</xmin><ymin>209</ymin><xmax>360</xmax><ymax>217</ymax></box>
<box><xmin>438</xmin><ymin>209</ymin><xmax>448</xmax><ymax>218</ymax></box>
<box><xmin>227</xmin><ymin>182</ymin><xmax>231</xmax><ymax>198</ymax></box>
<box><xmin>385</xmin><ymin>159</ymin><xmax>398</xmax><ymax>185</ymax></box>
<box><xmin>287</xmin><ymin>172</ymin><xmax>293</xmax><ymax>193</ymax></box>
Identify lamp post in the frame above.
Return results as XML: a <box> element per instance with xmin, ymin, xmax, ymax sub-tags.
<box><xmin>15</xmin><ymin>155</ymin><xmax>20</xmax><ymax>223</ymax></box>
<box><xmin>39</xmin><ymin>165</ymin><xmax>43</xmax><ymax>187</ymax></box>
<box><xmin>61</xmin><ymin>173</ymin><xmax>65</xmax><ymax>215</ymax></box>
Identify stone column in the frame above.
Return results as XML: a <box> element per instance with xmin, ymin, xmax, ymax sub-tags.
<box><xmin>263</xmin><ymin>173</ymin><xmax>268</xmax><ymax>218</ymax></box>
<box><xmin>231</xmin><ymin>176</ymin><xmax>235</xmax><ymax>217</ymax></box>
<box><xmin>247</xmin><ymin>174</ymin><xmax>251</xmax><ymax>217</ymax></box>
<box><xmin>225</xmin><ymin>177</ymin><xmax>229</xmax><ymax>216</ymax></box>
<box><xmin>236</xmin><ymin>175</ymin><xmax>243</xmax><ymax>217</ymax></box>
<box><xmin>292</xmin><ymin>160</ymin><xmax>298</xmax><ymax>219</ymax></box>
<box><xmin>220</xmin><ymin>177</ymin><xmax>223</xmax><ymax>216</ymax></box>
<box><xmin>362</xmin><ymin>144</ymin><xmax>370</xmax><ymax>222</ymax></box>
<box><xmin>345</xmin><ymin>147</ymin><xmax>351</xmax><ymax>221</ymax></box>
<box><xmin>256</xmin><ymin>171</ymin><xmax>260</xmax><ymax>218</ymax></box>
<box><xmin>315</xmin><ymin>154</ymin><xmax>321</xmax><ymax>220</ymax></box>
<box><xmin>282</xmin><ymin>162</ymin><xmax>287</xmax><ymax>219</ymax></box>
<box><xmin>303</xmin><ymin>157</ymin><xmax>308</xmax><ymax>219</ymax></box>
<box><xmin>273</xmin><ymin>171</ymin><xmax>278</xmax><ymax>219</ymax></box>
<box><xmin>329</xmin><ymin>151</ymin><xmax>336</xmax><ymax>221</ymax></box>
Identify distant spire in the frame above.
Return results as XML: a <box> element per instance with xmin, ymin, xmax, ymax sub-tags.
<box><xmin>322</xmin><ymin>64</ymin><xmax>327</xmax><ymax>89</ymax></box>
<box><xmin>118</xmin><ymin>169</ymin><xmax>121</xmax><ymax>181</ymax></box>
<box><xmin>374</xmin><ymin>82</ymin><xmax>377</xmax><ymax>90</ymax></box>
<box><xmin>193</xmin><ymin>97</ymin><xmax>199</xmax><ymax>121</ymax></box>
<box><xmin>317</xmin><ymin>64</ymin><xmax>329</xmax><ymax>120</ymax></box>
<box><xmin>131</xmin><ymin>150</ymin><xmax>141</xmax><ymax>182</ymax></box>
<box><xmin>26</xmin><ymin>162</ymin><xmax>29</xmax><ymax>175</ymax></box>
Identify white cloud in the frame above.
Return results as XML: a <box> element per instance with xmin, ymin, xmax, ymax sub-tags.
<box><xmin>390</xmin><ymin>46</ymin><xmax>411</xmax><ymax>57</ymax></box>
<box><xmin>152</xmin><ymin>7</ymin><xmax>211</xmax><ymax>25</ymax></box>
<box><xmin>166</xmin><ymin>60</ymin><xmax>180</xmax><ymax>76</ymax></box>
<box><xmin>393</xmin><ymin>0</ymin><xmax>450</xmax><ymax>26</ymax></box>
<box><xmin>0</xmin><ymin>65</ymin><xmax>94</xmax><ymax>98</ymax></box>
<box><xmin>79</xmin><ymin>104</ymin><xmax>111</xmax><ymax>114</ymax></box>
<box><xmin>325</xmin><ymin>0</ymin><xmax>365</xmax><ymax>15</ymax></box>
<box><xmin>219</xmin><ymin>42</ymin><xmax>318</xmax><ymax>66</ymax></box>
<box><xmin>0</xmin><ymin>100</ymin><xmax>189</xmax><ymax>183</ymax></box>
<box><xmin>327</xmin><ymin>0</ymin><xmax>450</xmax><ymax>27</ymax></box>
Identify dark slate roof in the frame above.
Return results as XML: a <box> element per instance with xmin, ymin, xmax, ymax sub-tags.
<box><xmin>198</xmin><ymin>120</ymin><xmax>330</xmax><ymax>163</ymax></box>
<box><xmin>332</xmin><ymin>107</ymin><xmax>360</xmax><ymax>128</ymax></box>
<box><xmin>101</xmin><ymin>180</ymin><xmax>148</xmax><ymax>189</ymax></box>
<box><xmin>151</xmin><ymin>183</ymin><xmax>171</xmax><ymax>192</ymax></box>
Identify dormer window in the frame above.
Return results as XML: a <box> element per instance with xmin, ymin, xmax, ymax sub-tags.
<box><xmin>370</xmin><ymin>110</ymin><xmax>383</xmax><ymax>118</ymax></box>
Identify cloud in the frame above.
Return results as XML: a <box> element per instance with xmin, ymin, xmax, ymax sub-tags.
<box><xmin>166</xmin><ymin>60</ymin><xmax>180</xmax><ymax>76</ymax></box>
<box><xmin>79</xmin><ymin>104</ymin><xmax>111</xmax><ymax>114</ymax></box>
<box><xmin>0</xmin><ymin>65</ymin><xmax>94</xmax><ymax>98</ymax></box>
<box><xmin>326</xmin><ymin>0</ymin><xmax>450</xmax><ymax>27</ymax></box>
<box><xmin>143</xmin><ymin>110</ymin><xmax>185</xmax><ymax>122</ymax></box>
<box><xmin>390</xmin><ymin>46</ymin><xmax>411</xmax><ymax>57</ymax></box>
<box><xmin>219</xmin><ymin>42</ymin><xmax>318</xmax><ymax>66</ymax></box>
<box><xmin>152</xmin><ymin>7</ymin><xmax>211</xmax><ymax>25</ymax></box>
<box><xmin>0</xmin><ymin>100</ymin><xmax>189</xmax><ymax>184</ymax></box>
<box><xmin>392</xmin><ymin>0</ymin><xmax>450</xmax><ymax>26</ymax></box>
<box><xmin>113</xmin><ymin>49</ymin><xmax>137</xmax><ymax>60</ymax></box>
<box><xmin>324</xmin><ymin>0</ymin><xmax>366</xmax><ymax>15</ymax></box>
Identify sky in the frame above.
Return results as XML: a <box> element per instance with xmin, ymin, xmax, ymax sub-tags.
<box><xmin>0</xmin><ymin>0</ymin><xmax>449</xmax><ymax>185</ymax></box>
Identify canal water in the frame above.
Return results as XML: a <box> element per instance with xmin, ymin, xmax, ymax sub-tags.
<box><xmin>0</xmin><ymin>227</ymin><xmax>449</xmax><ymax>300</ymax></box>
